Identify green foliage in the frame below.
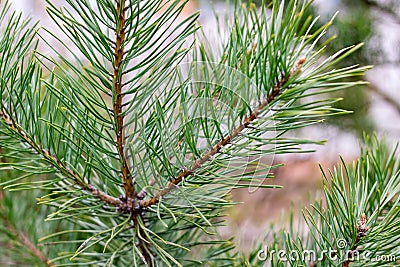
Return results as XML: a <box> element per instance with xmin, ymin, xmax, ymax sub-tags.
<box><xmin>0</xmin><ymin>185</ymin><xmax>84</xmax><ymax>267</ymax></box>
<box><xmin>246</xmin><ymin>135</ymin><xmax>400</xmax><ymax>266</ymax></box>
<box><xmin>0</xmin><ymin>0</ymin><xmax>381</xmax><ymax>266</ymax></box>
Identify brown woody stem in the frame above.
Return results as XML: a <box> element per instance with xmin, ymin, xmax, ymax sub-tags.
<box><xmin>112</xmin><ymin>1</ymin><xmax>152</xmax><ymax>264</ymax></box>
<box><xmin>0</xmin><ymin>108</ymin><xmax>121</xmax><ymax>206</ymax></box>
<box><xmin>139</xmin><ymin>57</ymin><xmax>306</xmax><ymax>208</ymax></box>
<box><xmin>113</xmin><ymin>0</ymin><xmax>135</xmax><ymax>199</ymax></box>
<box><xmin>342</xmin><ymin>214</ymin><xmax>370</xmax><ymax>267</ymax></box>
<box><xmin>0</xmin><ymin>189</ymin><xmax>54</xmax><ymax>266</ymax></box>
<box><xmin>6</xmin><ymin>222</ymin><xmax>54</xmax><ymax>266</ymax></box>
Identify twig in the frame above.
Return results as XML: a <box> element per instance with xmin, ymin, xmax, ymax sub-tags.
<box><xmin>0</xmin><ymin>189</ymin><xmax>54</xmax><ymax>266</ymax></box>
<box><xmin>365</xmin><ymin>0</ymin><xmax>400</xmax><ymax>25</ymax></box>
<box><xmin>113</xmin><ymin>0</ymin><xmax>135</xmax><ymax>199</ymax></box>
<box><xmin>139</xmin><ymin>57</ymin><xmax>306</xmax><ymax>208</ymax></box>
<box><xmin>342</xmin><ymin>213</ymin><xmax>370</xmax><ymax>267</ymax></box>
<box><xmin>368</xmin><ymin>82</ymin><xmax>400</xmax><ymax>115</ymax></box>
<box><xmin>0</xmin><ymin>108</ymin><xmax>121</xmax><ymax>206</ymax></box>
<box><xmin>5</xmin><ymin>223</ymin><xmax>55</xmax><ymax>266</ymax></box>
<box><xmin>113</xmin><ymin>1</ymin><xmax>151</xmax><ymax>264</ymax></box>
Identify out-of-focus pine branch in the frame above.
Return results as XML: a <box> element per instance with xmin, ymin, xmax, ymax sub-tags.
<box><xmin>247</xmin><ymin>134</ymin><xmax>400</xmax><ymax>267</ymax></box>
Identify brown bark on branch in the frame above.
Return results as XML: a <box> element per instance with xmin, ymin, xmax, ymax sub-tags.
<box><xmin>112</xmin><ymin>1</ymin><xmax>151</xmax><ymax>264</ymax></box>
<box><xmin>0</xmin><ymin>108</ymin><xmax>121</xmax><ymax>206</ymax></box>
<box><xmin>0</xmin><ymin>189</ymin><xmax>54</xmax><ymax>266</ymax></box>
<box><xmin>113</xmin><ymin>0</ymin><xmax>135</xmax><ymax>199</ymax></box>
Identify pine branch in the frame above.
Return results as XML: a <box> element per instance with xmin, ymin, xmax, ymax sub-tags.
<box><xmin>111</xmin><ymin>1</ymin><xmax>152</xmax><ymax>263</ymax></box>
<box><xmin>365</xmin><ymin>0</ymin><xmax>400</xmax><ymax>25</ymax></box>
<box><xmin>4</xmin><ymin>225</ymin><xmax>54</xmax><ymax>267</ymax></box>
<box><xmin>368</xmin><ymin>82</ymin><xmax>400</xmax><ymax>115</ymax></box>
<box><xmin>0</xmin><ymin>189</ymin><xmax>54</xmax><ymax>267</ymax></box>
<box><xmin>113</xmin><ymin>0</ymin><xmax>135</xmax><ymax>199</ymax></box>
<box><xmin>342</xmin><ymin>214</ymin><xmax>370</xmax><ymax>267</ymax></box>
<box><xmin>0</xmin><ymin>0</ymin><xmax>374</xmax><ymax>265</ymax></box>
<box><xmin>139</xmin><ymin>57</ymin><xmax>306</xmax><ymax>208</ymax></box>
<box><xmin>0</xmin><ymin>108</ymin><xmax>121</xmax><ymax>206</ymax></box>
